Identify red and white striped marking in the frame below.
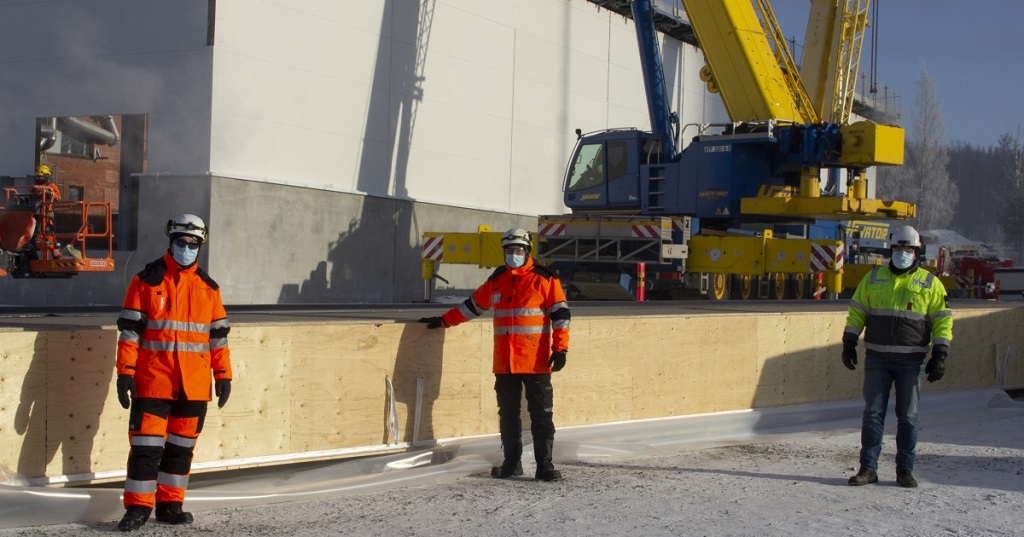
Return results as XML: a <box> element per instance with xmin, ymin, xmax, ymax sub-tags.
<box><xmin>537</xmin><ymin>222</ymin><xmax>565</xmax><ymax>237</ymax></box>
<box><xmin>632</xmin><ymin>224</ymin><xmax>661</xmax><ymax>238</ymax></box>
<box><xmin>422</xmin><ymin>235</ymin><xmax>443</xmax><ymax>261</ymax></box>
<box><xmin>811</xmin><ymin>243</ymin><xmax>844</xmax><ymax>272</ymax></box>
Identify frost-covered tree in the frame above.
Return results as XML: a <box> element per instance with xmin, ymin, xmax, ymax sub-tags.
<box><xmin>876</xmin><ymin>66</ymin><xmax>957</xmax><ymax>231</ymax></box>
<box><xmin>997</xmin><ymin>128</ymin><xmax>1024</xmax><ymax>260</ymax></box>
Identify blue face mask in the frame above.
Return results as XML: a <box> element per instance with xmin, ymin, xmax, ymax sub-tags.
<box><xmin>891</xmin><ymin>250</ymin><xmax>915</xmax><ymax>270</ymax></box>
<box><xmin>505</xmin><ymin>253</ymin><xmax>526</xmax><ymax>268</ymax></box>
<box><xmin>172</xmin><ymin>243</ymin><xmax>199</xmax><ymax>266</ymax></box>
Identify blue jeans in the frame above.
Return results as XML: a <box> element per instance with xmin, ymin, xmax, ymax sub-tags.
<box><xmin>859</xmin><ymin>354</ymin><xmax>925</xmax><ymax>472</ymax></box>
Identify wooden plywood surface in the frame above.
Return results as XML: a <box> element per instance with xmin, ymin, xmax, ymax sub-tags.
<box><xmin>1</xmin><ymin>304</ymin><xmax>1022</xmax><ymax>484</ymax></box>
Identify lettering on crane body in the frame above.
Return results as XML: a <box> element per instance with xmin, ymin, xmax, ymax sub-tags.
<box><xmin>757</xmin><ymin>185</ymin><xmax>798</xmax><ymax>197</ymax></box>
<box><xmin>849</xmin><ymin>221</ymin><xmax>890</xmax><ymax>240</ymax></box>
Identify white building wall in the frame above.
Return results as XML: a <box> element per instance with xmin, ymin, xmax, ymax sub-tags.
<box><xmin>205</xmin><ymin>0</ymin><xmax>722</xmax><ymax>217</ymax></box>
<box><xmin>0</xmin><ymin>0</ymin><xmax>729</xmax><ymax>305</ymax></box>
<box><xmin>1</xmin><ymin>0</ymin><xmax>724</xmax><ymax>210</ymax></box>
<box><xmin>0</xmin><ymin>0</ymin><xmax>214</xmax><ymax>174</ymax></box>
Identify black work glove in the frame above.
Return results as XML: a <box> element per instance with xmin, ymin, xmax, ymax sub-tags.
<box><xmin>215</xmin><ymin>378</ymin><xmax>232</xmax><ymax>408</ymax></box>
<box><xmin>419</xmin><ymin>316</ymin><xmax>445</xmax><ymax>329</ymax></box>
<box><xmin>116</xmin><ymin>374</ymin><xmax>136</xmax><ymax>409</ymax></box>
<box><xmin>549</xmin><ymin>350</ymin><xmax>567</xmax><ymax>372</ymax></box>
<box><xmin>926</xmin><ymin>349</ymin><xmax>947</xmax><ymax>383</ymax></box>
<box><xmin>841</xmin><ymin>339</ymin><xmax>858</xmax><ymax>371</ymax></box>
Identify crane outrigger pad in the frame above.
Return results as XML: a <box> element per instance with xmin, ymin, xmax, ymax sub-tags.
<box><xmin>740</xmin><ymin>196</ymin><xmax>916</xmax><ymax>221</ymax></box>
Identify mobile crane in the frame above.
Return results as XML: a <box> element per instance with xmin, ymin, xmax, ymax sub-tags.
<box><xmin>535</xmin><ymin>0</ymin><xmax>913</xmax><ymax>300</ymax></box>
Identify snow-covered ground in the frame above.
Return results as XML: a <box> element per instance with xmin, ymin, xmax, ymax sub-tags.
<box><xmin>2</xmin><ymin>389</ymin><xmax>1022</xmax><ymax>536</ymax></box>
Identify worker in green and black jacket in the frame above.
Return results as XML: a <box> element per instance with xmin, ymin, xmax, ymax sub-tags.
<box><xmin>840</xmin><ymin>225</ymin><xmax>953</xmax><ymax>489</ymax></box>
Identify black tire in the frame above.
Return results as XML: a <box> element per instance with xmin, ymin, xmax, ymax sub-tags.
<box><xmin>732</xmin><ymin>274</ymin><xmax>754</xmax><ymax>300</ymax></box>
<box><xmin>768</xmin><ymin>273</ymin><xmax>787</xmax><ymax>299</ymax></box>
<box><xmin>790</xmin><ymin>273</ymin><xmax>810</xmax><ymax>299</ymax></box>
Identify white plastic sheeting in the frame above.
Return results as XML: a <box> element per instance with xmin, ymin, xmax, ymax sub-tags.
<box><xmin>0</xmin><ymin>389</ymin><xmax>1010</xmax><ymax>529</ymax></box>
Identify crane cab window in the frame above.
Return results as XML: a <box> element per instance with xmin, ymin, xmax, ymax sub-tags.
<box><xmin>566</xmin><ymin>141</ymin><xmax>628</xmax><ymax>192</ymax></box>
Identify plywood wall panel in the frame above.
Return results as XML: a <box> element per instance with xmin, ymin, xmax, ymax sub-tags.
<box><xmin>3</xmin><ymin>305</ymin><xmax>1023</xmax><ymax>484</ymax></box>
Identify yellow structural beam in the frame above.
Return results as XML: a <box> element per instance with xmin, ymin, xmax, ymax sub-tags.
<box><xmin>682</xmin><ymin>0</ymin><xmax>818</xmax><ymax>123</ymax></box>
<box><xmin>421</xmin><ymin>225</ymin><xmax>505</xmax><ymax>268</ymax></box>
<box><xmin>740</xmin><ymin>195</ymin><xmax>916</xmax><ymax>220</ymax></box>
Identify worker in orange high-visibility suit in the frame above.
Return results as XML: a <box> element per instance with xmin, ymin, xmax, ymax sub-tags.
<box><xmin>420</xmin><ymin>228</ymin><xmax>571</xmax><ymax>482</ymax></box>
<box><xmin>114</xmin><ymin>213</ymin><xmax>232</xmax><ymax>532</ymax></box>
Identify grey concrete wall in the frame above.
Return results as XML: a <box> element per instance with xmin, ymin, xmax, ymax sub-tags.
<box><xmin>207</xmin><ymin>176</ymin><xmax>535</xmax><ymax>304</ymax></box>
<box><xmin>1</xmin><ymin>177</ymin><xmax>535</xmax><ymax>306</ymax></box>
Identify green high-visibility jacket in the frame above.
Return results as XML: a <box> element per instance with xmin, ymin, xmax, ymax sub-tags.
<box><xmin>844</xmin><ymin>265</ymin><xmax>952</xmax><ymax>360</ymax></box>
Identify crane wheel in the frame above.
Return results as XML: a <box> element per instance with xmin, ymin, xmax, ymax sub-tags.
<box><xmin>791</xmin><ymin>273</ymin><xmax>809</xmax><ymax>299</ymax></box>
<box><xmin>732</xmin><ymin>274</ymin><xmax>754</xmax><ymax>300</ymax></box>
<box><xmin>769</xmin><ymin>273</ymin><xmax>787</xmax><ymax>299</ymax></box>
<box><xmin>707</xmin><ymin>273</ymin><xmax>730</xmax><ymax>301</ymax></box>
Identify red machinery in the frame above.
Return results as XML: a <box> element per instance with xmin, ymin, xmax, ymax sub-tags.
<box><xmin>935</xmin><ymin>245</ymin><xmax>1012</xmax><ymax>299</ymax></box>
<box><xmin>0</xmin><ymin>178</ymin><xmax>114</xmax><ymax>277</ymax></box>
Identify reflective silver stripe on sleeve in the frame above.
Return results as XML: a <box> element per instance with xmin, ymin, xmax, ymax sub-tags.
<box><xmin>157</xmin><ymin>472</ymin><xmax>190</xmax><ymax>489</ymax></box>
<box><xmin>119</xmin><ymin>309</ymin><xmax>145</xmax><ymax>322</ymax></box>
<box><xmin>130</xmin><ymin>435</ymin><xmax>167</xmax><ymax>447</ymax></box>
<box><xmin>848</xmin><ymin>300</ymin><xmax>867</xmax><ymax>314</ymax></box>
<box><xmin>211</xmin><ymin>318</ymin><xmax>230</xmax><ymax>330</ymax></box>
<box><xmin>930</xmin><ymin>310</ymin><xmax>953</xmax><ymax>320</ymax></box>
<box><xmin>933</xmin><ymin>337</ymin><xmax>951</xmax><ymax>347</ymax></box>
<box><xmin>457</xmin><ymin>298</ymin><xmax>486</xmax><ymax>320</ymax></box>
<box><xmin>552</xmin><ymin>318</ymin><xmax>570</xmax><ymax>329</ymax></box>
<box><xmin>124</xmin><ymin>478</ymin><xmax>157</xmax><ymax>494</ymax></box>
<box><xmin>843</xmin><ymin>326</ymin><xmax>861</xmax><ymax>337</ymax></box>
<box><xmin>210</xmin><ymin>337</ymin><xmax>229</xmax><ymax>349</ymax></box>
<box><xmin>118</xmin><ymin>331</ymin><xmax>141</xmax><ymax>343</ymax></box>
<box><xmin>167</xmin><ymin>433</ymin><xmax>198</xmax><ymax>448</ymax></box>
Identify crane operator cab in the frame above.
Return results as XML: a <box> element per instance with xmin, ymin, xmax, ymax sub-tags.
<box><xmin>564</xmin><ymin>130</ymin><xmax>664</xmax><ymax>212</ymax></box>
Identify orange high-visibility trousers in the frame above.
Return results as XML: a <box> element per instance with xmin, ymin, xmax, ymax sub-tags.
<box><xmin>123</xmin><ymin>397</ymin><xmax>206</xmax><ymax>509</ymax></box>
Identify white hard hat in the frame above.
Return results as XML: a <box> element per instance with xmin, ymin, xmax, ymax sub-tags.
<box><xmin>165</xmin><ymin>213</ymin><xmax>208</xmax><ymax>243</ymax></box>
<box><xmin>890</xmin><ymin>226</ymin><xmax>921</xmax><ymax>248</ymax></box>
<box><xmin>501</xmin><ymin>228</ymin><xmax>532</xmax><ymax>250</ymax></box>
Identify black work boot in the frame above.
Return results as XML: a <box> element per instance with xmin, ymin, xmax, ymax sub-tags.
<box><xmin>117</xmin><ymin>506</ymin><xmax>152</xmax><ymax>532</ymax></box>
<box><xmin>896</xmin><ymin>468</ymin><xmax>918</xmax><ymax>488</ymax></box>
<box><xmin>534</xmin><ymin>437</ymin><xmax>561</xmax><ymax>481</ymax></box>
<box><xmin>535</xmin><ymin>468</ymin><xmax>563</xmax><ymax>482</ymax></box>
<box><xmin>490</xmin><ymin>460</ymin><xmax>524</xmax><ymax>478</ymax></box>
<box><xmin>155</xmin><ymin>502</ymin><xmax>194</xmax><ymax>525</ymax></box>
<box><xmin>848</xmin><ymin>467</ymin><xmax>878</xmax><ymax>486</ymax></box>
<box><xmin>492</xmin><ymin>436</ymin><xmax>523</xmax><ymax>479</ymax></box>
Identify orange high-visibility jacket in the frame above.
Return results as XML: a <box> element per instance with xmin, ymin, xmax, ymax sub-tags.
<box><xmin>441</xmin><ymin>256</ymin><xmax>570</xmax><ymax>374</ymax></box>
<box><xmin>116</xmin><ymin>252</ymin><xmax>232</xmax><ymax>400</ymax></box>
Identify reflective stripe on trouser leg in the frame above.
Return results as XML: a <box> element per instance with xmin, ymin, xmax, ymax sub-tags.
<box><xmin>124</xmin><ymin>398</ymin><xmax>171</xmax><ymax>509</ymax></box>
<box><xmin>155</xmin><ymin>401</ymin><xmax>206</xmax><ymax>504</ymax></box>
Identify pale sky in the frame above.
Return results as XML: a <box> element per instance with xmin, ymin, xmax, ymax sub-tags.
<box><xmin>770</xmin><ymin>0</ymin><xmax>1024</xmax><ymax>148</ymax></box>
